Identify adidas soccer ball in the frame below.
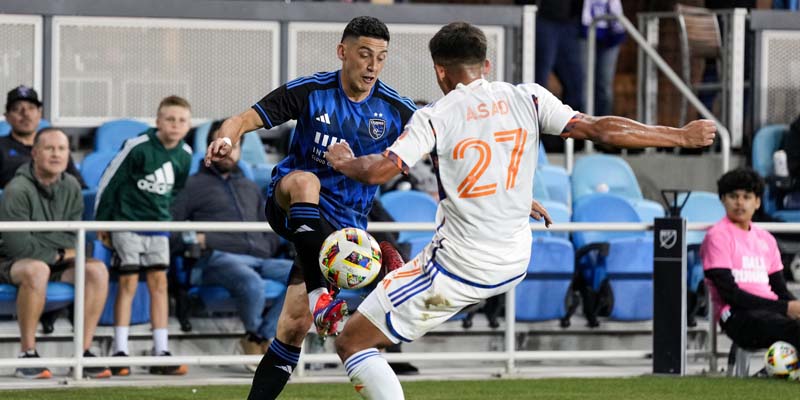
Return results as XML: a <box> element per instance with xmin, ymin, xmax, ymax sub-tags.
<box><xmin>319</xmin><ymin>228</ymin><xmax>382</xmax><ymax>290</ymax></box>
<box><xmin>765</xmin><ymin>341</ymin><xmax>799</xmax><ymax>377</ymax></box>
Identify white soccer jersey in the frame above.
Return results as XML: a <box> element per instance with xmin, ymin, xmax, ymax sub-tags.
<box><xmin>385</xmin><ymin>79</ymin><xmax>576</xmax><ymax>285</ymax></box>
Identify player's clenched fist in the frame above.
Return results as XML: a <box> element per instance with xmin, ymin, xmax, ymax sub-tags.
<box><xmin>204</xmin><ymin>137</ymin><xmax>232</xmax><ymax>167</ymax></box>
<box><xmin>681</xmin><ymin>119</ymin><xmax>717</xmax><ymax>148</ymax></box>
<box><xmin>325</xmin><ymin>142</ymin><xmax>354</xmax><ymax>169</ymax></box>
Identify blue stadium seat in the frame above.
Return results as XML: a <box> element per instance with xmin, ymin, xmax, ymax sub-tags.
<box><xmin>94</xmin><ymin>119</ymin><xmax>149</xmax><ymax>152</ymax></box>
<box><xmin>573</xmin><ymin>154</ymin><xmax>664</xmax><ymax>224</ymax></box>
<box><xmin>82</xmin><ymin>189</ymin><xmax>97</xmax><ymax>221</ymax></box>
<box><xmin>680</xmin><ymin>191</ymin><xmax>725</xmax><ymax>246</ymax></box>
<box><xmin>533</xmin><ymin>173</ymin><xmax>551</xmax><ymax>201</ymax></box>
<box><xmin>534</xmin><ymin>199</ymin><xmax>570</xmax><ymax>240</ymax></box>
<box><xmin>188</xmin><ymin>281</ymin><xmax>286</xmax><ymax>313</ymax></box>
<box><xmin>679</xmin><ymin>191</ymin><xmax>725</xmax><ymax>326</ymax></box>
<box><xmin>516</xmin><ymin>198</ymin><xmax>574</xmax><ymax>322</ymax></box>
<box><xmin>0</xmin><ymin>282</ymin><xmax>75</xmax><ymax>316</ymax></box>
<box><xmin>80</xmin><ymin>151</ymin><xmax>116</xmax><ymax>190</ymax></box>
<box><xmin>93</xmin><ymin>240</ymin><xmax>151</xmax><ymax>325</ymax></box>
<box><xmin>538</xmin><ymin>165</ymin><xmax>571</xmax><ymax>206</ymax></box>
<box><xmin>751</xmin><ymin>124</ymin><xmax>800</xmax><ymax>221</ymax></box>
<box><xmin>0</xmin><ymin>118</ymin><xmax>50</xmax><ymax>136</ymax></box>
<box><xmin>171</xmin><ymin>255</ymin><xmax>286</xmax><ymax>323</ymax></box>
<box><xmin>571</xmin><ymin>193</ymin><xmax>653</xmax><ymax>324</ymax></box>
<box><xmin>572</xmin><ymin>154</ymin><xmax>642</xmax><ymax>202</ymax></box>
<box><xmin>380</xmin><ymin>190</ymin><xmax>438</xmax><ymax>256</ymax></box>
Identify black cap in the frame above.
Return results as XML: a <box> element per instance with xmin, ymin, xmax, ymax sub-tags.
<box><xmin>6</xmin><ymin>85</ymin><xmax>42</xmax><ymax>111</ymax></box>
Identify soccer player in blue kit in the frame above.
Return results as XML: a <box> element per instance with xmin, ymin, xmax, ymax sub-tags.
<box><xmin>206</xmin><ymin>16</ymin><xmax>415</xmax><ymax>399</ymax></box>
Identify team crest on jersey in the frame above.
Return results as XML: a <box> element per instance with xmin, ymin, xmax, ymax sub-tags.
<box><xmin>368</xmin><ymin>119</ymin><xmax>386</xmax><ymax>140</ymax></box>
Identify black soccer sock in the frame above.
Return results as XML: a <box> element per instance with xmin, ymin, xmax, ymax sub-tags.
<box><xmin>248</xmin><ymin>339</ymin><xmax>300</xmax><ymax>400</ymax></box>
<box><xmin>288</xmin><ymin>202</ymin><xmax>328</xmax><ymax>293</ymax></box>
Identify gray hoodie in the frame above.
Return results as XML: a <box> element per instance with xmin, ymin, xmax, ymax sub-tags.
<box><xmin>0</xmin><ymin>162</ymin><xmax>82</xmax><ymax>263</ymax></box>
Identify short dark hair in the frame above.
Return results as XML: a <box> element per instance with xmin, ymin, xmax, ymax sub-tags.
<box><xmin>429</xmin><ymin>22</ymin><xmax>487</xmax><ymax>67</ymax></box>
<box><xmin>33</xmin><ymin>127</ymin><xmax>66</xmax><ymax>147</ymax></box>
<box><xmin>341</xmin><ymin>16</ymin><xmax>390</xmax><ymax>43</ymax></box>
<box><xmin>206</xmin><ymin>118</ymin><xmax>227</xmax><ymax>148</ymax></box>
<box><xmin>717</xmin><ymin>167</ymin><xmax>765</xmax><ymax>199</ymax></box>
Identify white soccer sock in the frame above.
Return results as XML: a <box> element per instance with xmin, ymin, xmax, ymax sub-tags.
<box><xmin>344</xmin><ymin>348</ymin><xmax>404</xmax><ymax>400</ymax></box>
<box><xmin>153</xmin><ymin>328</ymin><xmax>169</xmax><ymax>354</ymax></box>
<box><xmin>114</xmin><ymin>326</ymin><xmax>129</xmax><ymax>354</ymax></box>
<box><xmin>308</xmin><ymin>287</ymin><xmax>329</xmax><ymax>314</ymax></box>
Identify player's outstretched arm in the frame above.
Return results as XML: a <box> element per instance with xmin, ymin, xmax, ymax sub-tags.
<box><xmin>325</xmin><ymin>142</ymin><xmax>402</xmax><ymax>185</ymax></box>
<box><xmin>560</xmin><ymin>113</ymin><xmax>716</xmax><ymax>149</ymax></box>
<box><xmin>204</xmin><ymin>108</ymin><xmax>263</xmax><ymax>166</ymax></box>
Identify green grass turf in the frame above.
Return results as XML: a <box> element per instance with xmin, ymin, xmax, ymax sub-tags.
<box><xmin>1</xmin><ymin>376</ymin><xmax>798</xmax><ymax>399</ymax></box>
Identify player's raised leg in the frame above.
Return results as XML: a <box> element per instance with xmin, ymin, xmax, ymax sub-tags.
<box><xmin>335</xmin><ymin>312</ymin><xmax>404</xmax><ymax>400</ymax></box>
<box><xmin>274</xmin><ymin>171</ymin><xmax>346</xmax><ymax>335</ymax></box>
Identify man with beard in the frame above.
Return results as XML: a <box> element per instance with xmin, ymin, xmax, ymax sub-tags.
<box><xmin>0</xmin><ymin>86</ymin><xmax>85</xmax><ymax>188</ymax></box>
<box><xmin>171</xmin><ymin>119</ymin><xmax>292</xmax><ymax>370</ymax></box>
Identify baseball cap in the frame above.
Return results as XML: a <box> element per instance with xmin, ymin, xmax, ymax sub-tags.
<box><xmin>6</xmin><ymin>85</ymin><xmax>42</xmax><ymax>110</ymax></box>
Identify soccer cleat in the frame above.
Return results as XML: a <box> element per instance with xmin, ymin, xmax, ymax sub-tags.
<box><xmin>110</xmin><ymin>351</ymin><xmax>131</xmax><ymax>376</ymax></box>
<box><xmin>149</xmin><ymin>351</ymin><xmax>189</xmax><ymax>375</ymax></box>
<box><xmin>379</xmin><ymin>241</ymin><xmax>405</xmax><ymax>276</ymax></box>
<box><xmin>313</xmin><ymin>292</ymin><xmax>348</xmax><ymax>337</ymax></box>
<box><xmin>15</xmin><ymin>349</ymin><xmax>52</xmax><ymax>379</ymax></box>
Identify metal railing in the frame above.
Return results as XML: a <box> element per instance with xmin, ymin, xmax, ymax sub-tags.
<box><xmin>573</xmin><ymin>11</ymin><xmax>740</xmax><ymax>175</ymax></box>
<box><xmin>4</xmin><ymin>220</ymin><xmax>796</xmax><ymax>380</ymax></box>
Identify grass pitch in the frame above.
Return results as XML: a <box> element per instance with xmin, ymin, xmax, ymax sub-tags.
<box><xmin>2</xmin><ymin>376</ymin><xmax>797</xmax><ymax>399</ymax></box>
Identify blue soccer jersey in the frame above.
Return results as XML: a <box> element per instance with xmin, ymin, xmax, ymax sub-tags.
<box><xmin>253</xmin><ymin>70</ymin><xmax>416</xmax><ymax>230</ymax></box>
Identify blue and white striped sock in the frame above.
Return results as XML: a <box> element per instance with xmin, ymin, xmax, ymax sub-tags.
<box><xmin>344</xmin><ymin>348</ymin><xmax>404</xmax><ymax>399</ymax></box>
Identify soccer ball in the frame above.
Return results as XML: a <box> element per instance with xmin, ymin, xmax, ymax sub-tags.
<box><xmin>764</xmin><ymin>341</ymin><xmax>800</xmax><ymax>377</ymax></box>
<box><xmin>319</xmin><ymin>227</ymin><xmax>382</xmax><ymax>289</ymax></box>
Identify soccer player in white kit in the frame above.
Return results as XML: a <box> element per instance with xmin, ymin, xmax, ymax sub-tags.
<box><xmin>324</xmin><ymin>22</ymin><xmax>717</xmax><ymax>400</ymax></box>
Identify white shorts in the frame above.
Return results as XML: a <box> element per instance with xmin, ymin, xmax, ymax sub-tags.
<box><xmin>358</xmin><ymin>250</ymin><xmax>525</xmax><ymax>344</ymax></box>
<box><xmin>111</xmin><ymin>231</ymin><xmax>170</xmax><ymax>273</ymax></box>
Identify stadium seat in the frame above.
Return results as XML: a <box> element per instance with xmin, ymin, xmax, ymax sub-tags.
<box><xmin>535</xmin><ymin>199</ymin><xmax>570</xmax><ymax>240</ymax></box>
<box><xmin>516</xmin><ymin>196</ymin><xmax>574</xmax><ymax>322</ymax></box>
<box><xmin>679</xmin><ymin>191</ymin><xmax>725</xmax><ymax>326</ymax></box>
<box><xmin>751</xmin><ymin>124</ymin><xmax>800</xmax><ymax>221</ymax></box>
<box><xmin>0</xmin><ymin>282</ymin><xmax>75</xmax><ymax>316</ymax></box>
<box><xmin>193</xmin><ymin>122</ymin><xmax>271</xmax><ymax>184</ymax></box>
<box><xmin>573</xmin><ymin>154</ymin><xmax>664</xmax><ymax>223</ymax></box>
<box><xmin>380</xmin><ymin>190</ymin><xmax>438</xmax><ymax>256</ymax></box>
<box><xmin>0</xmin><ymin>118</ymin><xmax>50</xmax><ymax>136</ymax></box>
<box><xmin>572</xmin><ymin>154</ymin><xmax>643</xmax><ymax>202</ymax></box>
<box><xmin>533</xmin><ymin>172</ymin><xmax>551</xmax><ymax>201</ymax></box>
<box><xmin>80</xmin><ymin>151</ymin><xmax>116</xmax><ymax>190</ymax></box>
<box><xmin>93</xmin><ymin>240</ymin><xmax>151</xmax><ymax>325</ymax></box>
<box><xmin>94</xmin><ymin>119</ymin><xmax>149</xmax><ymax>152</ymax></box>
<box><xmin>170</xmin><ymin>255</ymin><xmax>286</xmax><ymax>331</ymax></box>
<box><xmin>538</xmin><ymin>165</ymin><xmax>571</xmax><ymax>206</ymax></box>
<box><xmin>570</xmin><ymin>193</ymin><xmax>654</xmax><ymax>325</ymax></box>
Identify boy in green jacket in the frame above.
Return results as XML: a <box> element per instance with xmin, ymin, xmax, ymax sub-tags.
<box><xmin>95</xmin><ymin>96</ymin><xmax>193</xmax><ymax>376</ymax></box>
<box><xmin>0</xmin><ymin>128</ymin><xmax>110</xmax><ymax>379</ymax></box>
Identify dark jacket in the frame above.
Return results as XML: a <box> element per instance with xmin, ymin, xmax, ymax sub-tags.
<box><xmin>0</xmin><ymin>162</ymin><xmax>82</xmax><ymax>263</ymax></box>
<box><xmin>171</xmin><ymin>164</ymin><xmax>280</xmax><ymax>259</ymax></box>
<box><xmin>0</xmin><ymin>135</ymin><xmax>86</xmax><ymax>189</ymax></box>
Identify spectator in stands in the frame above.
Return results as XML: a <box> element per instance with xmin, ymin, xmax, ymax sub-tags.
<box><xmin>170</xmin><ymin>119</ymin><xmax>292</xmax><ymax>372</ymax></box>
<box><xmin>515</xmin><ymin>0</ymin><xmax>585</xmax><ymax>153</ymax></box>
<box><xmin>0</xmin><ymin>128</ymin><xmax>110</xmax><ymax>379</ymax></box>
<box><xmin>0</xmin><ymin>86</ymin><xmax>86</xmax><ymax>188</ymax></box>
<box><xmin>94</xmin><ymin>96</ymin><xmax>193</xmax><ymax>376</ymax></box>
<box><xmin>702</xmin><ymin>168</ymin><xmax>800</xmax><ymax>351</ymax></box>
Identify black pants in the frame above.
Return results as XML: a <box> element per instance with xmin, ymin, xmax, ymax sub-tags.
<box><xmin>722</xmin><ymin>308</ymin><xmax>800</xmax><ymax>350</ymax></box>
